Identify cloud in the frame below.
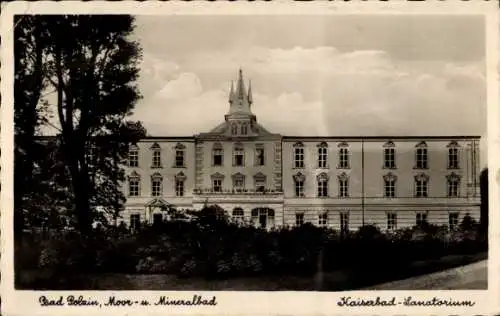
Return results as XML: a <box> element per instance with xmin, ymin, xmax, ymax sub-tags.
<box><xmin>133</xmin><ymin>46</ymin><xmax>486</xmax><ymax>138</ymax></box>
<box><xmin>154</xmin><ymin>72</ymin><xmax>203</xmax><ymax>101</ymax></box>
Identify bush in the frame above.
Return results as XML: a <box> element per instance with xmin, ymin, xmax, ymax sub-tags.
<box><xmin>16</xmin><ymin>213</ymin><xmax>487</xmax><ymax>283</ymax></box>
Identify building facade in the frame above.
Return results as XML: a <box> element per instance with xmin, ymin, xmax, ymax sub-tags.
<box><xmin>122</xmin><ymin>70</ymin><xmax>481</xmax><ymax>232</ymax></box>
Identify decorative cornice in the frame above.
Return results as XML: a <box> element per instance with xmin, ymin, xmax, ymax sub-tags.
<box><xmin>211</xmin><ymin>172</ymin><xmax>225</xmax><ymax>180</ymax></box>
<box><xmin>175</xmin><ymin>171</ymin><xmax>187</xmax><ymax>181</ymax></box>
<box><xmin>383</xmin><ymin>172</ymin><xmax>397</xmax><ymax>181</ymax></box>
<box><xmin>317</xmin><ymin>172</ymin><xmax>329</xmax><ymax>181</ymax></box>
<box><xmin>293</xmin><ymin>172</ymin><xmax>306</xmax><ymax>182</ymax></box>
<box><xmin>414</xmin><ymin>173</ymin><xmax>429</xmax><ymax>181</ymax></box>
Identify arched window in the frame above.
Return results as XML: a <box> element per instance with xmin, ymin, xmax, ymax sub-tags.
<box><xmin>212</xmin><ymin>143</ymin><xmax>224</xmax><ymax>166</ymax></box>
<box><xmin>293</xmin><ymin>172</ymin><xmax>306</xmax><ymax>197</ymax></box>
<box><xmin>338</xmin><ymin>172</ymin><xmax>349</xmax><ymax>198</ymax></box>
<box><xmin>317</xmin><ymin>142</ymin><xmax>328</xmax><ymax>168</ymax></box>
<box><xmin>447</xmin><ymin>141</ymin><xmax>460</xmax><ymax>169</ymax></box>
<box><xmin>338</xmin><ymin>142</ymin><xmax>350</xmax><ymax>169</ymax></box>
<box><xmin>383</xmin><ymin>141</ymin><xmax>396</xmax><ymax>169</ymax></box>
<box><xmin>446</xmin><ymin>172</ymin><xmax>460</xmax><ymax>197</ymax></box>
<box><xmin>233</xmin><ymin>143</ymin><xmax>245</xmax><ymax>166</ymax></box>
<box><xmin>415</xmin><ymin>141</ymin><xmax>428</xmax><ymax>169</ymax></box>
<box><xmin>128</xmin><ymin>171</ymin><xmax>141</xmax><ymax>197</ymax></box>
<box><xmin>231</xmin><ymin>123</ymin><xmax>238</xmax><ymax>135</ymax></box>
<box><xmin>383</xmin><ymin>172</ymin><xmax>397</xmax><ymax>198</ymax></box>
<box><xmin>151</xmin><ymin>172</ymin><xmax>163</xmax><ymax>197</ymax></box>
<box><xmin>150</xmin><ymin>142</ymin><xmax>162</xmax><ymax>168</ymax></box>
<box><xmin>414</xmin><ymin>173</ymin><xmax>429</xmax><ymax>197</ymax></box>
<box><xmin>128</xmin><ymin>144</ymin><xmax>139</xmax><ymax>167</ymax></box>
<box><xmin>293</xmin><ymin>142</ymin><xmax>305</xmax><ymax>168</ymax></box>
<box><xmin>317</xmin><ymin>172</ymin><xmax>329</xmax><ymax>197</ymax></box>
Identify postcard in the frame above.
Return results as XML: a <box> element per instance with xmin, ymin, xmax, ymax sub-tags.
<box><xmin>1</xmin><ymin>1</ymin><xmax>499</xmax><ymax>315</ymax></box>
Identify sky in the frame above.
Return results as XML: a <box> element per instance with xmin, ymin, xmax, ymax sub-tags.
<box><xmin>131</xmin><ymin>14</ymin><xmax>486</xmax><ymax>142</ymax></box>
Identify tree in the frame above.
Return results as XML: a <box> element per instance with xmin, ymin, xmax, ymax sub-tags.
<box><xmin>45</xmin><ymin>15</ymin><xmax>146</xmax><ymax>234</ymax></box>
<box><xmin>479</xmin><ymin>167</ymin><xmax>488</xmax><ymax>234</ymax></box>
<box><xmin>14</xmin><ymin>16</ymin><xmax>52</xmax><ymax>235</ymax></box>
<box><xmin>15</xmin><ymin>15</ymin><xmax>146</xmax><ymax>235</ymax></box>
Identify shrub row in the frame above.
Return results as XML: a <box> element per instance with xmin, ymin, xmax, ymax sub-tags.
<box><xmin>16</xmin><ymin>209</ymin><xmax>486</xmax><ymax>281</ymax></box>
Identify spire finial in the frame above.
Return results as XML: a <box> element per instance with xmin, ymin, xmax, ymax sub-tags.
<box><xmin>236</xmin><ymin>68</ymin><xmax>246</xmax><ymax>100</ymax></box>
<box><xmin>229</xmin><ymin>80</ymin><xmax>235</xmax><ymax>103</ymax></box>
<box><xmin>248</xmin><ymin>79</ymin><xmax>253</xmax><ymax>105</ymax></box>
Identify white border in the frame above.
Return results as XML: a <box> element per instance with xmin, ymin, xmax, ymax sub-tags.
<box><xmin>1</xmin><ymin>1</ymin><xmax>499</xmax><ymax>315</ymax></box>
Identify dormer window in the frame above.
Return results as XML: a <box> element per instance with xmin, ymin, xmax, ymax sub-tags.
<box><xmin>231</xmin><ymin>123</ymin><xmax>238</xmax><ymax>135</ymax></box>
<box><xmin>241</xmin><ymin>123</ymin><xmax>248</xmax><ymax>135</ymax></box>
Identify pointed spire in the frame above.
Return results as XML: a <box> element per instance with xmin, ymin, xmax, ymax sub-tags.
<box><xmin>235</xmin><ymin>68</ymin><xmax>246</xmax><ymax>100</ymax></box>
<box><xmin>229</xmin><ymin>80</ymin><xmax>235</xmax><ymax>104</ymax></box>
<box><xmin>247</xmin><ymin>80</ymin><xmax>253</xmax><ymax>105</ymax></box>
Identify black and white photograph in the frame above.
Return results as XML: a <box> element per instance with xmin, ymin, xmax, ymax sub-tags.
<box><xmin>1</xmin><ymin>1</ymin><xmax>499</xmax><ymax>315</ymax></box>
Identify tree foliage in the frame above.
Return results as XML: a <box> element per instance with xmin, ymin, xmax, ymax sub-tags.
<box><xmin>14</xmin><ymin>15</ymin><xmax>147</xmax><ymax>234</ymax></box>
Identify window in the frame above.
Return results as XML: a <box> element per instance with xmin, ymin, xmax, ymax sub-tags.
<box><xmin>241</xmin><ymin>123</ymin><xmax>248</xmax><ymax>135</ymax></box>
<box><xmin>211</xmin><ymin>173</ymin><xmax>224</xmax><ymax>193</ymax></box>
<box><xmin>231</xmin><ymin>123</ymin><xmax>238</xmax><ymax>135</ymax></box>
<box><xmin>251</xmin><ymin>208</ymin><xmax>275</xmax><ymax>229</ymax></box>
<box><xmin>448</xmin><ymin>143</ymin><xmax>459</xmax><ymax>169</ymax></box>
<box><xmin>317</xmin><ymin>142</ymin><xmax>328</xmax><ymax>168</ymax></box>
<box><xmin>151</xmin><ymin>174</ymin><xmax>162</xmax><ymax>197</ymax></box>
<box><xmin>383</xmin><ymin>141</ymin><xmax>396</xmax><ymax>168</ymax></box>
<box><xmin>213</xmin><ymin>179</ymin><xmax>222</xmax><ymax>192</ymax></box>
<box><xmin>254</xmin><ymin>173</ymin><xmax>266</xmax><ymax>192</ymax></box>
<box><xmin>233</xmin><ymin>144</ymin><xmax>244</xmax><ymax>166</ymax></box>
<box><xmin>317</xmin><ymin>173</ymin><xmax>329</xmax><ymax>197</ymax></box>
<box><xmin>383</xmin><ymin>173</ymin><xmax>397</xmax><ymax>198</ymax></box>
<box><xmin>318</xmin><ymin>212</ymin><xmax>328</xmax><ymax>227</ymax></box>
<box><xmin>415</xmin><ymin>173</ymin><xmax>428</xmax><ymax>197</ymax></box>
<box><xmin>152</xmin><ymin>150</ymin><xmax>162</xmax><ymax>168</ymax></box>
<box><xmin>128</xmin><ymin>148</ymin><xmax>139</xmax><ymax>167</ymax></box>
<box><xmin>213</xmin><ymin>143</ymin><xmax>224</xmax><ymax>166</ymax></box>
<box><xmin>447</xmin><ymin>173</ymin><xmax>460</xmax><ymax>197</ymax></box>
<box><xmin>233</xmin><ymin>208</ymin><xmax>244</xmax><ymax>223</ymax></box>
<box><xmin>415</xmin><ymin>142</ymin><xmax>428</xmax><ymax>169</ymax></box>
<box><xmin>295</xmin><ymin>213</ymin><xmax>305</xmax><ymax>226</ymax></box>
<box><xmin>128</xmin><ymin>172</ymin><xmax>140</xmax><ymax>196</ymax></box>
<box><xmin>449</xmin><ymin>212</ymin><xmax>459</xmax><ymax>230</ymax></box>
<box><xmin>340</xmin><ymin>212</ymin><xmax>349</xmax><ymax>234</ymax></box>
<box><xmin>255</xmin><ymin>146</ymin><xmax>265</xmax><ymax>166</ymax></box>
<box><xmin>338</xmin><ymin>143</ymin><xmax>350</xmax><ymax>169</ymax></box>
<box><xmin>175</xmin><ymin>180</ymin><xmax>184</xmax><ymax>197</ymax></box>
<box><xmin>387</xmin><ymin>212</ymin><xmax>397</xmax><ymax>230</ymax></box>
<box><xmin>175</xmin><ymin>150</ymin><xmax>184</xmax><ymax>168</ymax></box>
<box><xmin>293</xmin><ymin>172</ymin><xmax>305</xmax><ymax>197</ymax></box>
<box><xmin>338</xmin><ymin>173</ymin><xmax>349</xmax><ymax>198</ymax></box>
<box><xmin>416</xmin><ymin>212</ymin><xmax>428</xmax><ymax>227</ymax></box>
<box><xmin>232</xmin><ymin>173</ymin><xmax>245</xmax><ymax>192</ymax></box>
<box><xmin>130</xmin><ymin>214</ymin><xmax>141</xmax><ymax>231</ymax></box>
<box><xmin>294</xmin><ymin>142</ymin><xmax>305</xmax><ymax>168</ymax></box>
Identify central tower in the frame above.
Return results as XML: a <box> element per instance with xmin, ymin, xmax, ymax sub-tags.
<box><xmin>224</xmin><ymin>69</ymin><xmax>257</xmax><ymax>136</ymax></box>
